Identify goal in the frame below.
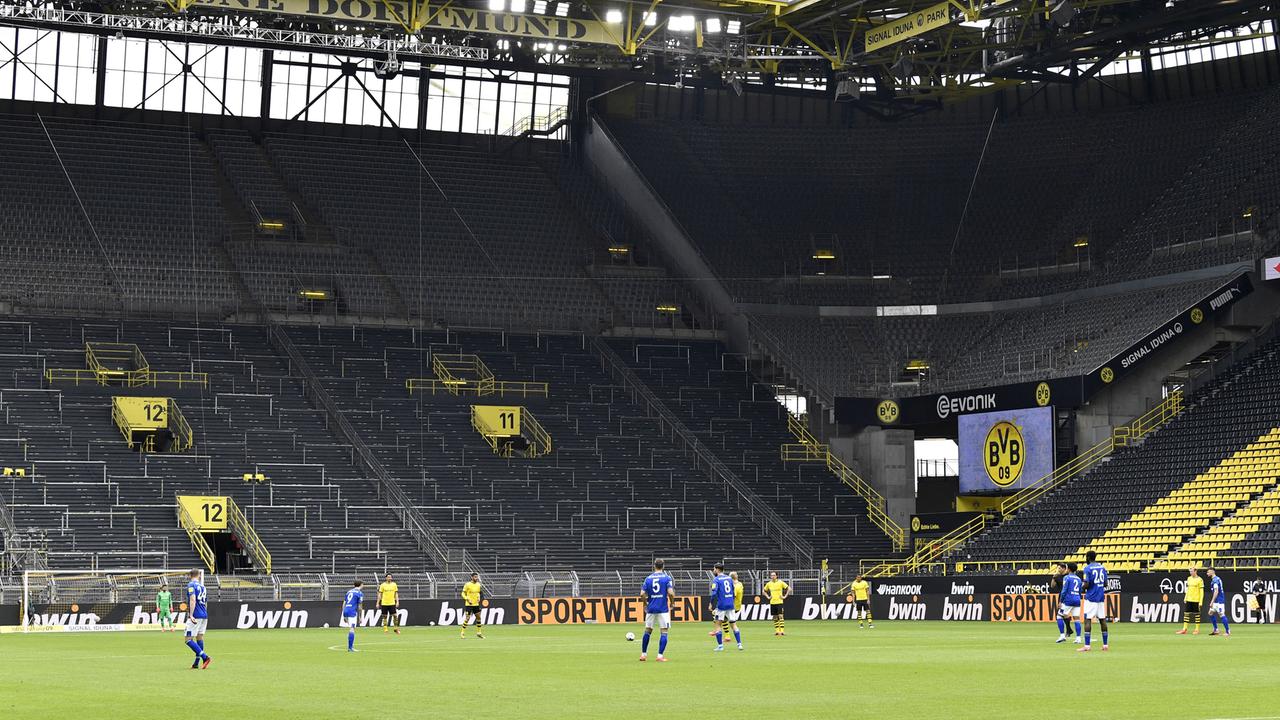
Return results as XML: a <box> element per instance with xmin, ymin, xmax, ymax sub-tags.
<box><xmin>20</xmin><ymin>569</ymin><xmax>193</xmax><ymax>633</ymax></box>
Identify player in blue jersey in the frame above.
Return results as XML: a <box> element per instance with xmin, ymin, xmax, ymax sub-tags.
<box><xmin>1206</xmin><ymin>568</ymin><xmax>1231</xmax><ymax>637</ymax></box>
<box><xmin>639</xmin><ymin>558</ymin><xmax>675</xmax><ymax>662</ymax></box>
<box><xmin>708</xmin><ymin>563</ymin><xmax>736</xmax><ymax>653</ymax></box>
<box><xmin>342</xmin><ymin>581</ymin><xmax>364</xmax><ymax>652</ymax></box>
<box><xmin>184</xmin><ymin>568</ymin><xmax>211</xmax><ymax>669</ymax></box>
<box><xmin>1056</xmin><ymin>562</ymin><xmax>1083</xmax><ymax>644</ymax></box>
<box><xmin>1078</xmin><ymin>551</ymin><xmax>1109</xmax><ymax>652</ymax></box>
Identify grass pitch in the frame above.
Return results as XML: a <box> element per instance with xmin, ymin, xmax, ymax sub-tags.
<box><xmin>3</xmin><ymin>622</ymin><xmax>1278</xmax><ymax>719</ymax></box>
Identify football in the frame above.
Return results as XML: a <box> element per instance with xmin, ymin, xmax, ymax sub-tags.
<box><xmin>625</xmin><ymin>632</ymin><xmax>636</xmax><ymax>642</ymax></box>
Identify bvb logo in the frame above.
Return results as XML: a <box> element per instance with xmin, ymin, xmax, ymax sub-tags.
<box><xmin>984</xmin><ymin>420</ymin><xmax>1024</xmax><ymax>487</ymax></box>
<box><xmin>911</xmin><ymin>516</ymin><xmax>922</xmax><ymax>532</ymax></box>
<box><xmin>876</xmin><ymin>399</ymin><xmax>900</xmax><ymax>424</ymax></box>
<box><xmin>1034</xmin><ymin>382</ymin><xmax>1051</xmax><ymax>407</ymax></box>
<box><xmin>1100</xmin><ymin>367</ymin><xmax>1114</xmax><ymax>383</ymax></box>
<box><xmin>1191</xmin><ymin>308</ymin><xmax>1205</xmax><ymax>324</ymax></box>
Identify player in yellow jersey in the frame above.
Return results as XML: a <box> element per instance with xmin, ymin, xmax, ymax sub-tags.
<box><xmin>763</xmin><ymin>571</ymin><xmax>790</xmax><ymax>636</ymax></box>
<box><xmin>851</xmin><ymin>575</ymin><xmax>874</xmax><ymax>629</ymax></box>
<box><xmin>461</xmin><ymin>572</ymin><xmax>485</xmax><ymax>639</ymax></box>
<box><xmin>1178</xmin><ymin>567</ymin><xmax>1204</xmax><ymax>635</ymax></box>
<box><xmin>378</xmin><ymin>573</ymin><xmax>400</xmax><ymax>634</ymax></box>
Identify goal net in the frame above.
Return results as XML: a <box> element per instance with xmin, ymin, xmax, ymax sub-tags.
<box><xmin>19</xmin><ymin>569</ymin><xmax>193</xmax><ymax>633</ymax></box>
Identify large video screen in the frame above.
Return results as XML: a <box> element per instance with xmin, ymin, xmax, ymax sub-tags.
<box><xmin>958</xmin><ymin>406</ymin><xmax>1055</xmax><ymax>493</ymax></box>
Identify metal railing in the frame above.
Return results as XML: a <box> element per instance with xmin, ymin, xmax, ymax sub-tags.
<box><xmin>592</xmin><ymin>337</ymin><xmax>815</xmax><ymax>567</ymax></box>
<box><xmin>1001</xmin><ymin>390</ymin><xmax>1184</xmax><ymax>517</ymax></box>
<box><xmin>168</xmin><ymin>399</ymin><xmax>194</xmax><ymax>452</ymax></box>
<box><xmin>268</xmin><ymin>325</ymin><xmax>477</xmax><ymax>573</ymax></box>
<box><xmin>407</xmin><ymin>377</ymin><xmax>548</xmax><ymax>397</ymax></box>
<box><xmin>862</xmin><ymin>514</ymin><xmax>987</xmax><ymax>578</ymax></box>
<box><xmin>227</xmin><ymin>497</ymin><xmax>272</xmax><ymax>575</ymax></box>
<box><xmin>779</xmin><ymin>413</ymin><xmax>906</xmax><ymax>551</ymax></box>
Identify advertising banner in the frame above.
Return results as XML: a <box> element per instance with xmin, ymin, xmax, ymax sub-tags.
<box><xmin>12</xmin><ymin>573</ymin><xmax>1277</xmax><ymax>629</ymax></box>
<box><xmin>910</xmin><ymin>512</ymin><xmax>981</xmax><ymax>538</ymax></box>
<box><xmin>958</xmin><ymin>406</ymin><xmax>1054</xmax><ymax>492</ymax></box>
<box><xmin>834</xmin><ymin>273</ymin><xmax>1254</xmax><ymax>428</ymax></box>
<box><xmin>21</xmin><ymin>599</ymin><xmax>519</xmax><ymax>630</ymax></box>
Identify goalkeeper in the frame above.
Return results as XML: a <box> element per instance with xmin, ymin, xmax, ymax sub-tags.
<box><xmin>156</xmin><ymin>581</ymin><xmax>175</xmax><ymax>632</ymax></box>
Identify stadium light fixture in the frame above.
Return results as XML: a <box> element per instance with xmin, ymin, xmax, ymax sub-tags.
<box><xmin>533</xmin><ymin>0</ymin><xmax>547</xmax><ymax>12</ymax></box>
<box><xmin>644</xmin><ymin>11</ymin><xmax>658</xmax><ymax>26</ymax></box>
<box><xmin>726</xmin><ymin>19</ymin><xmax>741</xmax><ymax>34</ymax></box>
<box><xmin>670</xmin><ymin>15</ymin><xmax>696</xmax><ymax>32</ymax></box>
<box><xmin>606</xmin><ymin>9</ymin><xmax>623</xmax><ymax>23</ymax></box>
<box><xmin>706</xmin><ymin>17</ymin><xmax>722</xmax><ymax>33</ymax></box>
<box><xmin>489</xmin><ymin>0</ymin><xmax>505</xmax><ymax>11</ymax></box>
<box><xmin>511</xmin><ymin>0</ymin><xmax>527</xmax><ymax>12</ymax></box>
<box><xmin>555</xmin><ymin>2</ymin><xmax>570</xmax><ymax>17</ymax></box>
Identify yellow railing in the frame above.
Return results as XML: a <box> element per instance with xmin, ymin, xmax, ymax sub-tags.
<box><xmin>111</xmin><ymin>401</ymin><xmax>133</xmax><ymax>446</ymax></box>
<box><xmin>227</xmin><ymin>497</ymin><xmax>271</xmax><ymax>575</ymax></box>
<box><xmin>406</xmin><ymin>377</ymin><xmax>548</xmax><ymax>397</ymax></box>
<box><xmin>954</xmin><ymin>559</ymin><xmax>1058</xmax><ymax>575</ymax></box>
<box><xmin>522</xmin><ymin>409</ymin><xmax>552</xmax><ymax>458</ymax></box>
<box><xmin>1150</xmin><ymin>555</ymin><xmax>1280</xmax><ymax>572</ymax></box>
<box><xmin>779</xmin><ymin>415</ymin><xmax>907</xmax><ymax>552</ymax></box>
<box><xmin>865</xmin><ymin>513</ymin><xmax>988</xmax><ymax>577</ymax></box>
<box><xmin>86</xmin><ymin>342</ymin><xmax>149</xmax><ymax>374</ymax></box>
<box><xmin>177</xmin><ymin>501</ymin><xmax>216</xmax><ymax>574</ymax></box>
<box><xmin>169</xmin><ymin>399</ymin><xmax>194</xmax><ymax>453</ymax></box>
<box><xmin>127</xmin><ymin>370</ymin><xmax>208</xmax><ymax>388</ymax></box>
<box><xmin>45</xmin><ymin>367</ymin><xmax>206</xmax><ymax>388</ymax></box>
<box><xmin>1001</xmin><ymin>391</ymin><xmax>1184</xmax><ymax>518</ymax></box>
<box><xmin>431</xmin><ymin>353</ymin><xmax>496</xmax><ymax>395</ymax></box>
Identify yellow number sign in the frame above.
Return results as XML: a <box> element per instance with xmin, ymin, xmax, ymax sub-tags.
<box><xmin>178</xmin><ymin>495</ymin><xmax>228</xmax><ymax>531</ymax></box>
<box><xmin>113</xmin><ymin>396</ymin><xmax>170</xmax><ymax>430</ymax></box>
<box><xmin>473</xmin><ymin>406</ymin><xmax>521</xmax><ymax>436</ymax></box>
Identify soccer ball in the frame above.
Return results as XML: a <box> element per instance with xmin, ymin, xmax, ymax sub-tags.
<box><xmin>625</xmin><ymin>632</ymin><xmax>636</xmax><ymax>642</ymax></box>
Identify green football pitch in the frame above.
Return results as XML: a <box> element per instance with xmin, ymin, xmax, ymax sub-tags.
<box><xmin>3</xmin><ymin>622</ymin><xmax>1278</xmax><ymax>719</ymax></box>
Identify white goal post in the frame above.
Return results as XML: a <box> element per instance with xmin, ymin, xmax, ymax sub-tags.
<box><xmin>18</xmin><ymin>569</ymin><xmax>194</xmax><ymax>634</ymax></box>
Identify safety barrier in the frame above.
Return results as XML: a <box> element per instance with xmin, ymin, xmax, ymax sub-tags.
<box><xmin>779</xmin><ymin>414</ymin><xmax>907</xmax><ymax>552</ymax></box>
<box><xmin>407</xmin><ymin>377</ymin><xmax>547</xmax><ymax>397</ymax></box>
<box><xmin>227</xmin><ymin>498</ymin><xmax>271</xmax><ymax>575</ymax></box>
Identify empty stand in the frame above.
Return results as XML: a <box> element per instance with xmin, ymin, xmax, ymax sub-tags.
<box><xmin>0</xmin><ymin>318</ymin><xmax>433</xmax><ymax>575</ymax></box>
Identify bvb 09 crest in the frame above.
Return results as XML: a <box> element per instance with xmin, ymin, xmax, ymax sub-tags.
<box><xmin>984</xmin><ymin>420</ymin><xmax>1024</xmax><ymax>487</ymax></box>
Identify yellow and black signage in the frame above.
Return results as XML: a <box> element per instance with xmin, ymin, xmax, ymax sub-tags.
<box><xmin>178</xmin><ymin>495</ymin><xmax>228</xmax><ymax>531</ymax></box>
<box><xmin>173</xmin><ymin>0</ymin><xmax>618</xmax><ymax>45</ymax></box>
<box><xmin>910</xmin><ymin>511</ymin><xmax>980</xmax><ymax>538</ymax></box>
<box><xmin>864</xmin><ymin>1</ymin><xmax>953</xmax><ymax>52</ymax></box>
<box><xmin>875</xmin><ymin>399</ymin><xmax>901</xmax><ymax>425</ymax></box>
<box><xmin>983</xmin><ymin>420</ymin><xmax>1024</xmax><ymax>487</ymax></box>
<box><xmin>1034</xmin><ymin>382</ymin><xmax>1051</xmax><ymax>407</ymax></box>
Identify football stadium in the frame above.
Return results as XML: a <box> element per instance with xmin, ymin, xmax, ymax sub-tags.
<box><xmin>2</xmin><ymin>0</ymin><xmax>1280</xmax><ymax>716</ymax></box>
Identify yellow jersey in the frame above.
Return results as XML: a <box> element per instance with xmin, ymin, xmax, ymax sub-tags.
<box><xmin>851</xmin><ymin>580</ymin><xmax>871</xmax><ymax>601</ymax></box>
<box><xmin>378</xmin><ymin>581</ymin><xmax>398</xmax><ymax>606</ymax></box>
<box><xmin>462</xmin><ymin>581</ymin><xmax>483</xmax><ymax>606</ymax></box>
<box><xmin>764</xmin><ymin>580</ymin><xmax>788</xmax><ymax>604</ymax></box>
<box><xmin>1185</xmin><ymin>575</ymin><xmax>1204</xmax><ymax>604</ymax></box>
<box><xmin>733</xmin><ymin>581</ymin><xmax>744</xmax><ymax>611</ymax></box>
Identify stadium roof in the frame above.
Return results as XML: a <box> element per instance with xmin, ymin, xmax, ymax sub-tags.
<box><xmin>4</xmin><ymin>0</ymin><xmax>1275</xmax><ymax>110</ymax></box>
